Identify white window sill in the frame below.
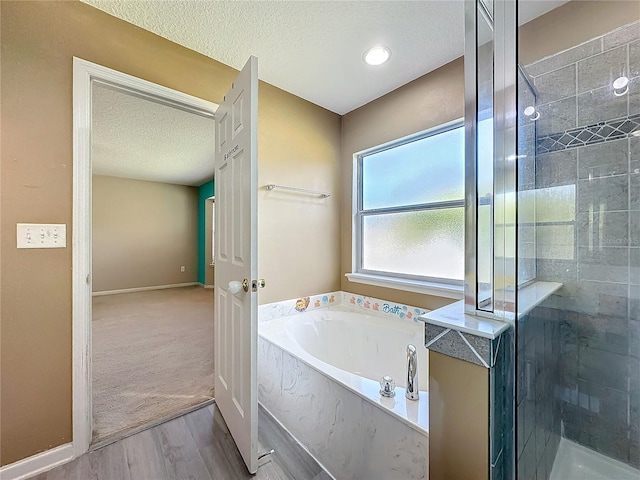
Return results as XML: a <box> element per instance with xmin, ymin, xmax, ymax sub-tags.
<box><xmin>345</xmin><ymin>273</ymin><xmax>464</xmax><ymax>300</ymax></box>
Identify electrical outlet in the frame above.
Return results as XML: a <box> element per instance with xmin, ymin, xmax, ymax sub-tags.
<box><xmin>17</xmin><ymin>223</ymin><xmax>67</xmax><ymax>249</ymax></box>
<box><xmin>180</xmin><ymin>266</ymin><xmax>186</xmax><ymax>272</ymax></box>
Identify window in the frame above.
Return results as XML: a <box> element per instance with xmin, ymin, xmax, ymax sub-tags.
<box><xmin>350</xmin><ymin>120</ymin><xmax>465</xmax><ymax>293</ymax></box>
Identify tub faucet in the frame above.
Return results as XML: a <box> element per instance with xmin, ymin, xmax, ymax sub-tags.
<box><xmin>406</xmin><ymin>344</ymin><xmax>419</xmax><ymax>400</ymax></box>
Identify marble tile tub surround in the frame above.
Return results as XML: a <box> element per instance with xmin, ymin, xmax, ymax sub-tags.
<box><xmin>524</xmin><ymin>20</ymin><xmax>640</xmax><ymax>471</ymax></box>
<box><xmin>259</xmin><ymin>290</ymin><xmax>429</xmax><ymax>323</ymax></box>
<box><xmin>527</xmin><ymin>20</ymin><xmax>640</xmax><ymax>155</ymax></box>
<box><xmin>258</xmin><ymin>338</ymin><xmax>428</xmax><ymax>480</ymax></box>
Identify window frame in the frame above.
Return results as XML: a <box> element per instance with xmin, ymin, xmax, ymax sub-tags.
<box><xmin>351</xmin><ymin>119</ymin><xmax>465</xmax><ymax>293</ymax></box>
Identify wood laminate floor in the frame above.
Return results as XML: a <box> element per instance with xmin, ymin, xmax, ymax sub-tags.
<box><xmin>32</xmin><ymin>403</ymin><xmax>332</xmax><ymax>480</ymax></box>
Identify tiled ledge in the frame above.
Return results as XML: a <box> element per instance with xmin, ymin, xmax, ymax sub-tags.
<box><xmin>417</xmin><ymin>300</ymin><xmax>509</xmax><ymax>340</ymax></box>
<box><xmin>417</xmin><ymin>281</ymin><xmax>563</xmax><ymax>367</ymax></box>
<box><xmin>515</xmin><ymin>281</ymin><xmax>563</xmax><ymax>316</ymax></box>
<box><xmin>417</xmin><ymin>301</ymin><xmax>508</xmax><ymax>368</ymax></box>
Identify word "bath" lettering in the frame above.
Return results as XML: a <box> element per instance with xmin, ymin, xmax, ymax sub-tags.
<box><xmin>383</xmin><ymin>304</ymin><xmax>402</xmax><ymax>315</ymax></box>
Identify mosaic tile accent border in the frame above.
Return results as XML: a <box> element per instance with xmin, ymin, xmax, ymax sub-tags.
<box><xmin>424</xmin><ymin>322</ymin><xmax>508</xmax><ymax>369</ymax></box>
<box><xmin>537</xmin><ymin>113</ymin><xmax>640</xmax><ymax>154</ymax></box>
<box><xmin>258</xmin><ymin>291</ymin><xmax>429</xmax><ymax>324</ymax></box>
<box><xmin>341</xmin><ymin>292</ymin><xmax>429</xmax><ymax>323</ymax></box>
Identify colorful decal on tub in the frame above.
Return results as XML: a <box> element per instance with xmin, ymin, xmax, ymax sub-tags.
<box><xmin>343</xmin><ymin>292</ymin><xmax>428</xmax><ymax>322</ymax></box>
<box><xmin>295</xmin><ymin>297</ymin><xmax>310</xmax><ymax>312</ymax></box>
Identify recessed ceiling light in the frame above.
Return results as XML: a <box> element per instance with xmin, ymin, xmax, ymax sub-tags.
<box><xmin>363</xmin><ymin>46</ymin><xmax>391</xmax><ymax>66</ymax></box>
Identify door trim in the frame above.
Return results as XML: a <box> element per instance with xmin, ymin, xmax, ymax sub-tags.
<box><xmin>72</xmin><ymin>57</ymin><xmax>218</xmax><ymax>457</ymax></box>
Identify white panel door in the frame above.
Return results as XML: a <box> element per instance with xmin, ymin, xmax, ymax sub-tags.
<box><xmin>214</xmin><ymin>56</ymin><xmax>259</xmax><ymax>474</ymax></box>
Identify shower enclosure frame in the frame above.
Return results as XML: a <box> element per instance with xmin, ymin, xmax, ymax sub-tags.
<box><xmin>464</xmin><ymin>0</ymin><xmax>518</xmax><ymax>322</ymax></box>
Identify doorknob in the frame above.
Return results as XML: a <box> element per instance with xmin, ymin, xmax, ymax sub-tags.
<box><xmin>251</xmin><ymin>279</ymin><xmax>266</xmax><ymax>292</ymax></box>
<box><xmin>228</xmin><ymin>279</ymin><xmax>249</xmax><ymax>295</ymax></box>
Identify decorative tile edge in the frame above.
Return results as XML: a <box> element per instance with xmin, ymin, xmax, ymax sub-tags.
<box><xmin>340</xmin><ymin>292</ymin><xmax>430</xmax><ymax>323</ymax></box>
<box><xmin>424</xmin><ymin>322</ymin><xmax>507</xmax><ymax>368</ymax></box>
<box><xmin>425</xmin><ymin>327</ymin><xmax>451</xmax><ymax>348</ymax></box>
<box><xmin>457</xmin><ymin>331</ymin><xmax>490</xmax><ymax>368</ymax></box>
<box><xmin>491</xmin><ymin>334</ymin><xmax>503</xmax><ymax>368</ymax></box>
<box><xmin>427</xmin><ymin>330</ymin><xmax>488</xmax><ymax>368</ymax></box>
<box><xmin>537</xmin><ymin>113</ymin><xmax>640</xmax><ymax>154</ymax></box>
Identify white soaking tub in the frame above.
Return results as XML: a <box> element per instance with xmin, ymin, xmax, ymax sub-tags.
<box><xmin>258</xmin><ymin>304</ymin><xmax>429</xmax><ymax>480</ymax></box>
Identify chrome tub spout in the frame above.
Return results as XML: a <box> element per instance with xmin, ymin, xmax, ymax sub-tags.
<box><xmin>406</xmin><ymin>344</ymin><xmax>419</xmax><ymax>400</ymax></box>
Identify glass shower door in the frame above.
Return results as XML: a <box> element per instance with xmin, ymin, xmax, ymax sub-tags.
<box><xmin>516</xmin><ymin>3</ymin><xmax>640</xmax><ymax>478</ymax></box>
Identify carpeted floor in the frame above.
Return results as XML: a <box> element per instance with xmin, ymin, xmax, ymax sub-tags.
<box><xmin>92</xmin><ymin>286</ymin><xmax>214</xmax><ymax>443</ymax></box>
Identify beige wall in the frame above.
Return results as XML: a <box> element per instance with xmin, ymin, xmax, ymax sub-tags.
<box><xmin>92</xmin><ymin>175</ymin><xmax>198</xmax><ymax>292</ymax></box>
<box><xmin>0</xmin><ymin>0</ymin><xmax>341</xmax><ymax>465</ymax></box>
<box><xmin>429</xmin><ymin>351</ymin><xmax>489</xmax><ymax>480</ymax></box>
<box><xmin>257</xmin><ymin>82</ymin><xmax>341</xmax><ymax>304</ymax></box>
<box><xmin>340</xmin><ymin>58</ymin><xmax>465</xmax><ymax>312</ymax></box>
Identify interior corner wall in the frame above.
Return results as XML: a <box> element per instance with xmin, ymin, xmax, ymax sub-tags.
<box><xmin>92</xmin><ymin>175</ymin><xmax>198</xmax><ymax>292</ymax></box>
<box><xmin>257</xmin><ymin>81</ymin><xmax>342</xmax><ymax>305</ymax></box>
<box><xmin>198</xmin><ymin>180</ymin><xmax>214</xmax><ymax>285</ymax></box>
<box><xmin>339</xmin><ymin>58</ymin><xmax>465</xmax><ymax>311</ymax></box>
<box><xmin>0</xmin><ymin>0</ymin><xmax>341</xmax><ymax>466</ymax></box>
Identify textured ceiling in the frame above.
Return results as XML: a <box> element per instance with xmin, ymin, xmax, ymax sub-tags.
<box><xmin>81</xmin><ymin>0</ymin><xmax>568</xmax><ymax>115</ymax></box>
<box><xmin>92</xmin><ymin>83</ymin><xmax>215</xmax><ymax>186</ymax></box>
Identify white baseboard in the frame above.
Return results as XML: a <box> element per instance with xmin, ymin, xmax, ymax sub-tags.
<box><xmin>0</xmin><ymin>443</ymin><xmax>74</xmax><ymax>480</ymax></box>
<box><xmin>92</xmin><ymin>282</ymin><xmax>198</xmax><ymax>296</ymax></box>
<box><xmin>204</xmin><ymin>284</ymin><xmax>215</xmax><ymax>289</ymax></box>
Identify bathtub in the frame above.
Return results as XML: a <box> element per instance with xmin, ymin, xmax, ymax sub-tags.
<box><xmin>258</xmin><ymin>303</ymin><xmax>429</xmax><ymax>479</ymax></box>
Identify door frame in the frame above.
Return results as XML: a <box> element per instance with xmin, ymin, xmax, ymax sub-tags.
<box><xmin>72</xmin><ymin>57</ymin><xmax>218</xmax><ymax>457</ymax></box>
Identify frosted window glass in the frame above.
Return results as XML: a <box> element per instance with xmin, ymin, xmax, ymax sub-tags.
<box><xmin>361</xmin><ymin>127</ymin><xmax>464</xmax><ymax>210</ymax></box>
<box><xmin>362</xmin><ymin>208</ymin><xmax>464</xmax><ymax>281</ymax></box>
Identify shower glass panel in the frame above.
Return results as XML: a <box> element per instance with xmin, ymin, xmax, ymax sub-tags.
<box><xmin>516</xmin><ymin>3</ymin><xmax>640</xmax><ymax>478</ymax></box>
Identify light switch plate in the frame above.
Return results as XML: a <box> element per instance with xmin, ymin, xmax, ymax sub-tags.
<box><xmin>17</xmin><ymin>223</ymin><xmax>67</xmax><ymax>249</ymax></box>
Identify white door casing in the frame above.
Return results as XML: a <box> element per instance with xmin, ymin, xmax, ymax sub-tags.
<box><xmin>214</xmin><ymin>56</ymin><xmax>259</xmax><ymax>474</ymax></box>
<box><xmin>72</xmin><ymin>57</ymin><xmax>217</xmax><ymax>458</ymax></box>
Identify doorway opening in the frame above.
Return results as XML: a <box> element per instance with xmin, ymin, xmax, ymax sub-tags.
<box><xmin>72</xmin><ymin>58</ymin><xmax>219</xmax><ymax>450</ymax></box>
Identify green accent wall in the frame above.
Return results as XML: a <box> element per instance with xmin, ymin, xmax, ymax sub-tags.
<box><xmin>198</xmin><ymin>180</ymin><xmax>214</xmax><ymax>284</ymax></box>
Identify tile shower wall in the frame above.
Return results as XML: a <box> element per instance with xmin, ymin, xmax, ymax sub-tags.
<box><xmin>517</xmin><ymin>62</ymin><xmax>561</xmax><ymax>479</ymax></box>
<box><xmin>516</xmin><ymin>303</ymin><xmax>562</xmax><ymax>480</ymax></box>
<box><xmin>525</xmin><ymin>21</ymin><xmax>640</xmax><ymax>469</ymax></box>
